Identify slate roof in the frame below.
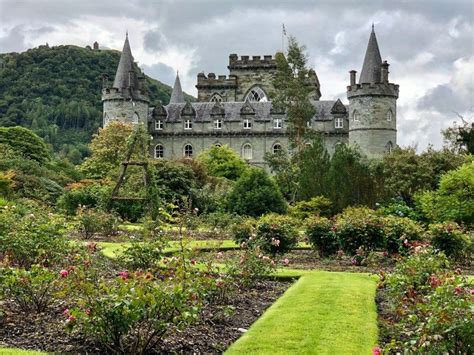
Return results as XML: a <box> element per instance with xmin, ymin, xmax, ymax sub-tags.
<box><xmin>169</xmin><ymin>73</ymin><xmax>185</xmax><ymax>103</ymax></box>
<box><xmin>113</xmin><ymin>33</ymin><xmax>139</xmax><ymax>90</ymax></box>
<box><xmin>156</xmin><ymin>100</ymin><xmax>347</xmax><ymax>122</ymax></box>
<box><xmin>359</xmin><ymin>26</ymin><xmax>382</xmax><ymax>84</ymax></box>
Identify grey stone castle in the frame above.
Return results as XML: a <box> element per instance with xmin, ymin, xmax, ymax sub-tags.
<box><xmin>102</xmin><ymin>27</ymin><xmax>399</xmax><ymax>167</ymax></box>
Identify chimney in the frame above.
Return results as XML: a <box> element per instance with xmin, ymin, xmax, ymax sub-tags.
<box><xmin>350</xmin><ymin>70</ymin><xmax>357</xmax><ymax>86</ymax></box>
<box><xmin>381</xmin><ymin>61</ymin><xmax>389</xmax><ymax>83</ymax></box>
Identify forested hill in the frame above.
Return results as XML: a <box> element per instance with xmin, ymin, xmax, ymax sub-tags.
<box><xmin>0</xmin><ymin>44</ymin><xmax>194</xmax><ymax>163</ymax></box>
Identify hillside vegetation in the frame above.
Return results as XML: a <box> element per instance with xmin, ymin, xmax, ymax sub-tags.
<box><xmin>0</xmin><ymin>44</ymin><xmax>193</xmax><ymax>163</ymax></box>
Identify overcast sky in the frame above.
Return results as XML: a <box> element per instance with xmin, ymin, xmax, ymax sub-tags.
<box><xmin>0</xmin><ymin>0</ymin><xmax>472</xmax><ymax>150</ymax></box>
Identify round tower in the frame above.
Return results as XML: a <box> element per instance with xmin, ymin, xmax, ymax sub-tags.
<box><xmin>347</xmin><ymin>27</ymin><xmax>399</xmax><ymax>159</ymax></box>
<box><xmin>102</xmin><ymin>33</ymin><xmax>149</xmax><ymax>127</ymax></box>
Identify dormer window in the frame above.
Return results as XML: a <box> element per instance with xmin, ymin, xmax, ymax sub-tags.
<box><xmin>353</xmin><ymin>111</ymin><xmax>359</xmax><ymax>121</ymax></box>
<box><xmin>273</xmin><ymin>118</ymin><xmax>282</xmax><ymax>129</ymax></box>
<box><xmin>335</xmin><ymin>117</ymin><xmax>343</xmax><ymax>129</ymax></box>
<box><xmin>214</xmin><ymin>119</ymin><xmax>222</xmax><ymax>129</ymax></box>
<box><xmin>155</xmin><ymin>120</ymin><xmax>163</xmax><ymax>130</ymax></box>
<box><xmin>184</xmin><ymin>120</ymin><xmax>192</xmax><ymax>130</ymax></box>
<box><xmin>387</xmin><ymin>110</ymin><xmax>393</xmax><ymax>121</ymax></box>
<box><xmin>243</xmin><ymin>119</ymin><xmax>252</xmax><ymax>129</ymax></box>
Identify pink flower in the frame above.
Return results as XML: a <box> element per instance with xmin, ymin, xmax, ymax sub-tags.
<box><xmin>271</xmin><ymin>238</ymin><xmax>281</xmax><ymax>247</ymax></box>
<box><xmin>216</xmin><ymin>252</ymin><xmax>224</xmax><ymax>259</ymax></box>
<box><xmin>85</xmin><ymin>308</ymin><xmax>91</xmax><ymax>316</ymax></box>
<box><xmin>60</xmin><ymin>269</ymin><xmax>69</xmax><ymax>278</ymax></box>
<box><xmin>63</xmin><ymin>308</ymin><xmax>70</xmax><ymax>316</ymax></box>
<box><xmin>372</xmin><ymin>347</ymin><xmax>381</xmax><ymax>355</ymax></box>
<box><xmin>283</xmin><ymin>258</ymin><xmax>290</xmax><ymax>266</ymax></box>
<box><xmin>67</xmin><ymin>315</ymin><xmax>76</xmax><ymax>323</ymax></box>
<box><xmin>216</xmin><ymin>279</ymin><xmax>224</xmax><ymax>287</ymax></box>
<box><xmin>454</xmin><ymin>286</ymin><xmax>463</xmax><ymax>295</ymax></box>
<box><xmin>118</xmin><ymin>271</ymin><xmax>129</xmax><ymax>280</ymax></box>
<box><xmin>469</xmin><ymin>289</ymin><xmax>474</xmax><ymax>296</ymax></box>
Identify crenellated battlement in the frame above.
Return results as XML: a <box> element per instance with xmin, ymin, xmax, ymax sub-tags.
<box><xmin>196</xmin><ymin>72</ymin><xmax>237</xmax><ymax>88</ymax></box>
<box><xmin>228</xmin><ymin>53</ymin><xmax>277</xmax><ymax>70</ymax></box>
<box><xmin>347</xmin><ymin>82</ymin><xmax>399</xmax><ymax>99</ymax></box>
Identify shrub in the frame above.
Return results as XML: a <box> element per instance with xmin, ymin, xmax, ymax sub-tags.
<box><xmin>197</xmin><ymin>144</ymin><xmax>248</xmax><ymax>180</ymax></box>
<box><xmin>254</xmin><ymin>214</ymin><xmax>298</xmax><ymax>255</ymax></box>
<box><xmin>0</xmin><ymin>265</ymin><xmax>62</xmax><ymax>312</ymax></box>
<box><xmin>0</xmin><ymin>204</ymin><xmax>69</xmax><ymax>268</ymax></box>
<box><xmin>428</xmin><ymin>222</ymin><xmax>472</xmax><ymax>260</ymax></box>
<box><xmin>305</xmin><ymin>216</ymin><xmax>339</xmax><ymax>257</ymax></box>
<box><xmin>290</xmin><ymin>196</ymin><xmax>332</xmax><ymax>219</ymax></box>
<box><xmin>227</xmin><ymin>168</ymin><xmax>287</xmax><ymax>217</ymax></box>
<box><xmin>66</xmin><ymin>271</ymin><xmax>201</xmax><ymax>354</ymax></box>
<box><xmin>376</xmin><ymin>197</ymin><xmax>421</xmax><ymax>221</ymax></box>
<box><xmin>334</xmin><ymin>207</ymin><xmax>385</xmax><ymax>254</ymax></box>
<box><xmin>119</xmin><ymin>241</ymin><xmax>165</xmax><ymax>270</ymax></box>
<box><xmin>382</xmin><ymin>216</ymin><xmax>424</xmax><ymax>254</ymax></box>
<box><xmin>231</xmin><ymin>217</ymin><xmax>257</xmax><ymax>245</ymax></box>
<box><xmin>76</xmin><ymin>207</ymin><xmax>120</xmax><ymax>239</ymax></box>
<box><xmin>58</xmin><ymin>179</ymin><xmax>111</xmax><ymax>215</ymax></box>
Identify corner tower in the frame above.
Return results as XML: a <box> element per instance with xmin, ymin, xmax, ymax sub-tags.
<box><xmin>102</xmin><ymin>33</ymin><xmax>149</xmax><ymax>126</ymax></box>
<box><xmin>347</xmin><ymin>26</ymin><xmax>399</xmax><ymax>158</ymax></box>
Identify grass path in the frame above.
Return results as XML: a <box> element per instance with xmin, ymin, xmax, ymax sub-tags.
<box><xmin>226</xmin><ymin>271</ymin><xmax>378</xmax><ymax>355</ymax></box>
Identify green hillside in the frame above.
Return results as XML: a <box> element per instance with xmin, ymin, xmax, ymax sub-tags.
<box><xmin>0</xmin><ymin>44</ymin><xmax>193</xmax><ymax>163</ymax></box>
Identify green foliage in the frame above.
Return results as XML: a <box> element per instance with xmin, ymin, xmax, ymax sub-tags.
<box><xmin>0</xmin><ymin>45</ymin><xmax>191</xmax><ymax>159</ymax></box>
<box><xmin>383</xmin><ymin>251</ymin><xmax>473</xmax><ymax>354</ymax></box>
<box><xmin>428</xmin><ymin>222</ymin><xmax>472</xmax><ymax>260</ymax></box>
<box><xmin>57</xmin><ymin>179</ymin><xmax>111</xmax><ymax>214</ymax></box>
<box><xmin>65</xmin><ymin>270</ymin><xmax>201</xmax><ymax>354</ymax></box>
<box><xmin>0</xmin><ymin>265</ymin><xmax>61</xmax><ymax>312</ymax></box>
<box><xmin>227</xmin><ymin>168</ymin><xmax>287</xmax><ymax>217</ymax></box>
<box><xmin>75</xmin><ymin>207</ymin><xmax>120</xmax><ymax>239</ymax></box>
<box><xmin>119</xmin><ymin>241</ymin><xmax>166</xmax><ymax>270</ymax></box>
<box><xmin>272</xmin><ymin>36</ymin><xmax>315</xmax><ymax>150</ymax></box>
<box><xmin>382</xmin><ymin>216</ymin><xmax>424</xmax><ymax>254</ymax></box>
<box><xmin>0</xmin><ymin>126</ymin><xmax>51</xmax><ymax>163</ymax></box>
<box><xmin>197</xmin><ymin>145</ymin><xmax>248</xmax><ymax>180</ymax></box>
<box><xmin>334</xmin><ymin>207</ymin><xmax>385</xmax><ymax>254</ymax></box>
<box><xmin>231</xmin><ymin>217</ymin><xmax>258</xmax><ymax>245</ymax></box>
<box><xmin>0</xmin><ymin>170</ymin><xmax>15</xmax><ymax>197</ymax></box>
<box><xmin>376</xmin><ymin>197</ymin><xmax>421</xmax><ymax>221</ymax></box>
<box><xmin>264</xmin><ymin>148</ymin><xmax>300</xmax><ymax>202</ymax></box>
<box><xmin>416</xmin><ymin>161</ymin><xmax>474</xmax><ymax>225</ymax></box>
<box><xmin>0</xmin><ymin>203</ymin><xmax>69</xmax><ymax>268</ymax></box>
<box><xmin>305</xmin><ymin>216</ymin><xmax>339</xmax><ymax>257</ymax></box>
<box><xmin>289</xmin><ymin>196</ymin><xmax>332</xmax><ymax>219</ymax></box>
<box><xmin>254</xmin><ymin>214</ymin><xmax>298</xmax><ymax>255</ymax></box>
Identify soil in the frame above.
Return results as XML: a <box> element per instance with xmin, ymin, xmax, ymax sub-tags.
<box><xmin>0</xmin><ymin>280</ymin><xmax>290</xmax><ymax>354</ymax></box>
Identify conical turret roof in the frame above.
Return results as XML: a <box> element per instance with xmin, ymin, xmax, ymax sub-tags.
<box><xmin>169</xmin><ymin>72</ymin><xmax>185</xmax><ymax>103</ymax></box>
<box><xmin>113</xmin><ymin>33</ymin><xmax>138</xmax><ymax>90</ymax></box>
<box><xmin>359</xmin><ymin>26</ymin><xmax>382</xmax><ymax>84</ymax></box>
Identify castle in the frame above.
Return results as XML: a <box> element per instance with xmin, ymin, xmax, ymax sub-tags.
<box><xmin>102</xmin><ymin>27</ymin><xmax>399</xmax><ymax>167</ymax></box>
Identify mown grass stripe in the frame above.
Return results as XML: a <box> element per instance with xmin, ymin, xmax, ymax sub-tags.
<box><xmin>226</xmin><ymin>271</ymin><xmax>378</xmax><ymax>355</ymax></box>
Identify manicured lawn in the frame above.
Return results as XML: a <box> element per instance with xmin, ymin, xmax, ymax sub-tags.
<box><xmin>0</xmin><ymin>349</ymin><xmax>46</xmax><ymax>354</ymax></box>
<box><xmin>226</xmin><ymin>271</ymin><xmax>378</xmax><ymax>355</ymax></box>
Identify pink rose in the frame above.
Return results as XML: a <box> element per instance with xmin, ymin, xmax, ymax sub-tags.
<box><xmin>217</xmin><ymin>252</ymin><xmax>224</xmax><ymax>259</ymax></box>
<box><xmin>216</xmin><ymin>279</ymin><xmax>224</xmax><ymax>287</ymax></box>
<box><xmin>85</xmin><ymin>308</ymin><xmax>91</xmax><ymax>316</ymax></box>
<box><xmin>67</xmin><ymin>315</ymin><xmax>76</xmax><ymax>323</ymax></box>
<box><xmin>60</xmin><ymin>269</ymin><xmax>69</xmax><ymax>278</ymax></box>
<box><xmin>283</xmin><ymin>258</ymin><xmax>290</xmax><ymax>266</ymax></box>
<box><xmin>454</xmin><ymin>287</ymin><xmax>463</xmax><ymax>296</ymax></box>
<box><xmin>372</xmin><ymin>347</ymin><xmax>381</xmax><ymax>355</ymax></box>
<box><xmin>118</xmin><ymin>271</ymin><xmax>129</xmax><ymax>280</ymax></box>
<box><xmin>63</xmin><ymin>308</ymin><xmax>70</xmax><ymax>316</ymax></box>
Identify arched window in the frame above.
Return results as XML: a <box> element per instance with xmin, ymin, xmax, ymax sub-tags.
<box><xmin>353</xmin><ymin>110</ymin><xmax>359</xmax><ymax>122</ymax></box>
<box><xmin>335</xmin><ymin>141</ymin><xmax>343</xmax><ymax>150</ymax></box>
<box><xmin>242</xmin><ymin>143</ymin><xmax>253</xmax><ymax>160</ymax></box>
<box><xmin>214</xmin><ymin>142</ymin><xmax>222</xmax><ymax>148</ymax></box>
<box><xmin>245</xmin><ymin>87</ymin><xmax>268</xmax><ymax>102</ymax></box>
<box><xmin>154</xmin><ymin>144</ymin><xmax>164</xmax><ymax>159</ymax></box>
<box><xmin>387</xmin><ymin>110</ymin><xmax>393</xmax><ymax>121</ymax></box>
<box><xmin>103</xmin><ymin>113</ymin><xmax>109</xmax><ymax>124</ymax></box>
<box><xmin>132</xmin><ymin>112</ymin><xmax>139</xmax><ymax>124</ymax></box>
<box><xmin>335</xmin><ymin>117</ymin><xmax>343</xmax><ymax>129</ymax></box>
<box><xmin>184</xmin><ymin>144</ymin><xmax>193</xmax><ymax>158</ymax></box>
<box><xmin>386</xmin><ymin>141</ymin><xmax>393</xmax><ymax>154</ymax></box>
<box><xmin>210</xmin><ymin>94</ymin><xmax>223</xmax><ymax>103</ymax></box>
<box><xmin>272</xmin><ymin>143</ymin><xmax>282</xmax><ymax>154</ymax></box>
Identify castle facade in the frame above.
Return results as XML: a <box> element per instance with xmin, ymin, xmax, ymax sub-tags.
<box><xmin>102</xmin><ymin>28</ymin><xmax>399</xmax><ymax>167</ymax></box>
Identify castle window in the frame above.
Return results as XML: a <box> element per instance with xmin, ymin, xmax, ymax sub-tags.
<box><xmin>210</xmin><ymin>94</ymin><xmax>223</xmax><ymax>103</ymax></box>
<box><xmin>242</xmin><ymin>143</ymin><xmax>253</xmax><ymax>160</ymax></box>
<box><xmin>214</xmin><ymin>119</ymin><xmax>222</xmax><ymax>129</ymax></box>
<box><xmin>154</xmin><ymin>144</ymin><xmax>164</xmax><ymax>159</ymax></box>
<box><xmin>132</xmin><ymin>112</ymin><xmax>139</xmax><ymax>124</ymax></box>
<box><xmin>353</xmin><ymin>111</ymin><xmax>359</xmax><ymax>122</ymax></box>
<box><xmin>387</xmin><ymin>110</ymin><xmax>393</xmax><ymax>121</ymax></box>
<box><xmin>155</xmin><ymin>120</ymin><xmax>163</xmax><ymax>130</ymax></box>
<box><xmin>386</xmin><ymin>141</ymin><xmax>393</xmax><ymax>154</ymax></box>
<box><xmin>245</xmin><ymin>87</ymin><xmax>268</xmax><ymax>102</ymax></box>
<box><xmin>272</xmin><ymin>143</ymin><xmax>282</xmax><ymax>154</ymax></box>
<box><xmin>184</xmin><ymin>119</ymin><xmax>193</xmax><ymax>130</ymax></box>
<box><xmin>243</xmin><ymin>119</ymin><xmax>252</xmax><ymax>129</ymax></box>
<box><xmin>335</xmin><ymin>117</ymin><xmax>343</xmax><ymax>129</ymax></box>
<box><xmin>184</xmin><ymin>144</ymin><xmax>193</xmax><ymax>158</ymax></box>
<box><xmin>273</xmin><ymin>118</ymin><xmax>282</xmax><ymax>129</ymax></box>
<box><xmin>214</xmin><ymin>143</ymin><xmax>222</xmax><ymax>147</ymax></box>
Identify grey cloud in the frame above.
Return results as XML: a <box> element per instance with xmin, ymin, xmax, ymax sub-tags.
<box><xmin>142</xmin><ymin>62</ymin><xmax>175</xmax><ymax>88</ymax></box>
<box><xmin>417</xmin><ymin>84</ymin><xmax>468</xmax><ymax>114</ymax></box>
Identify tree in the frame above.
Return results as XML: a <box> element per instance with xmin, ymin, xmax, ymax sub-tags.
<box><xmin>197</xmin><ymin>145</ymin><xmax>248</xmax><ymax>180</ymax></box>
<box><xmin>227</xmin><ymin>168</ymin><xmax>287</xmax><ymax>217</ymax></box>
<box><xmin>0</xmin><ymin>126</ymin><xmax>51</xmax><ymax>164</ymax></box>
<box><xmin>442</xmin><ymin>114</ymin><xmax>473</xmax><ymax>154</ymax></box>
<box><xmin>264</xmin><ymin>148</ymin><xmax>299</xmax><ymax>202</ymax></box>
<box><xmin>272</xmin><ymin>36</ymin><xmax>315</xmax><ymax>151</ymax></box>
<box><xmin>80</xmin><ymin>122</ymin><xmax>134</xmax><ymax>179</ymax></box>
<box><xmin>297</xmin><ymin>134</ymin><xmax>330</xmax><ymax>201</ymax></box>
